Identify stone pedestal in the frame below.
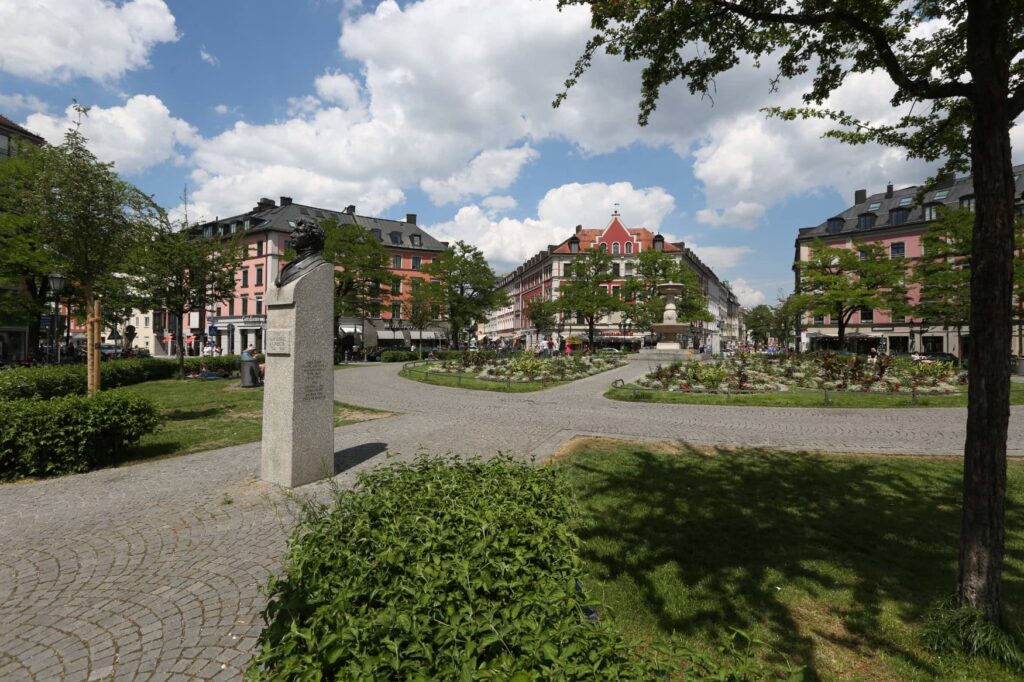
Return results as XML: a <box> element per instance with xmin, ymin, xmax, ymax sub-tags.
<box><xmin>260</xmin><ymin>261</ymin><xmax>334</xmax><ymax>488</ymax></box>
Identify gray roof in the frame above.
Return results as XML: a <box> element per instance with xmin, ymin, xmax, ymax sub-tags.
<box><xmin>200</xmin><ymin>200</ymin><xmax>447</xmax><ymax>252</ymax></box>
<box><xmin>796</xmin><ymin>163</ymin><xmax>1024</xmax><ymax>241</ymax></box>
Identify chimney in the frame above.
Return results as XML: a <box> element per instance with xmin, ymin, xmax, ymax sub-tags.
<box><xmin>344</xmin><ymin>204</ymin><xmax>356</xmax><ymax>215</ymax></box>
<box><xmin>257</xmin><ymin>197</ymin><xmax>276</xmax><ymax>211</ymax></box>
<box><xmin>854</xmin><ymin>189</ymin><xmax>867</xmax><ymax>205</ymax></box>
<box><xmin>885</xmin><ymin>183</ymin><xmax>894</xmax><ymax>199</ymax></box>
<box><xmin>406</xmin><ymin>213</ymin><xmax>417</xmax><ymax>224</ymax></box>
<box><xmin>575</xmin><ymin>224</ymin><xmax>582</xmax><ymax>234</ymax></box>
<box><xmin>279</xmin><ymin>196</ymin><xmax>292</xmax><ymax>206</ymax></box>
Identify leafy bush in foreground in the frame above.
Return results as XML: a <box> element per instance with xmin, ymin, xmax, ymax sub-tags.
<box><xmin>250</xmin><ymin>456</ymin><xmax>661</xmax><ymax>680</ymax></box>
<box><xmin>0</xmin><ymin>391</ymin><xmax>161</xmax><ymax>480</ymax></box>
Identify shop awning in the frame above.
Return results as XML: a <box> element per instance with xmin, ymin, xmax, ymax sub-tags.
<box><xmin>376</xmin><ymin>330</ymin><xmax>402</xmax><ymax>340</ymax></box>
<box><xmin>409</xmin><ymin>331</ymin><xmax>438</xmax><ymax>340</ymax></box>
<box><xmin>338</xmin><ymin>325</ymin><xmax>362</xmax><ymax>334</ymax></box>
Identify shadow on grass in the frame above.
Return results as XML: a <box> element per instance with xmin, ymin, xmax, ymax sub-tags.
<box><xmin>162</xmin><ymin>407</ymin><xmax>227</xmax><ymax>421</ymax></box>
<box><xmin>334</xmin><ymin>442</ymin><xmax>387</xmax><ymax>475</ymax></box>
<box><xmin>559</xmin><ymin>445</ymin><xmax>1024</xmax><ymax>678</ymax></box>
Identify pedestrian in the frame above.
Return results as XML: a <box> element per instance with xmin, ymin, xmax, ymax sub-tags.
<box><xmin>566</xmin><ymin>343</ymin><xmax>573</xmax><ymax>357</ymax></box>
<box><xmin>215</xmin><ymin>345</ymin><xmax>223</xmax><ymax>356</ymax></box>
<box><xmin>241</xmin><ymin>345</ymin><xmax>255</xmax><ymax>361</ymax></box>
<box><xmin>868</xmin><ymin>347</ymin><xmax>878</xmax><ymax>364</ymax></box>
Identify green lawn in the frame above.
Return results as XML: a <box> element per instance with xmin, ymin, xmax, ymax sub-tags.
<box><xmin>399</xmin><ymin>367</ymin><xmax>569</xmax><ymax>393</ymax></box>
<box><xmin>552</xmin><ymin>438</ymin><xmax>1024</xmax><ymax>680</ymax></box>
<box><xmin>607</xmin><ymin>384</ymin><xmax>1024</xmax><ymax>408</ymax></box>
<box><xmin>119</xmin><ymin>377</ymin><xmax>390</xmax><ymax>461</ymax></box>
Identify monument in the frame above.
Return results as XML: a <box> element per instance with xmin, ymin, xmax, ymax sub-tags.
<box><xmin>260</xmin><ymin>219</ymin><xmax>335</xmax><ymax>488</ymax></box>
<box><xmin>639</xmin><ymin>282</ymin><xmax>693</xmax><ymax>362</ymax></box>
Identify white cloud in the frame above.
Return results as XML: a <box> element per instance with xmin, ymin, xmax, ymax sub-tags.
<box><xmin>285</xmin><ymin>95</ymin><xmax>323</xmax><ymax>118</ymax></box>
<box><xmin>25</xmin><ymin>95</ymin><xmax>197</xmax><ymax>175</ymax></box>
<box><xmin>199</xmin><ymin>46</ymin><xmax>219</xmax><ymax>66</ymax></box>
<box><xmin>481</xmin><ymin>195</ymin><xmax>517</xmax><ymax>216</ymax></box>
<box><xmin>213</xmin><ymin>104</ymin><xmax>235</xmax><ymax>116</ymax></box>
<box><xmin>314</xmin><ymin>71</ymin><xmax>362</xmax><ymax>108</ymax></box>
<box><xmin>729</xmin><ymin>278</ymin><xmax>766</xmax><ymax>307</ymax></box>
<box><xmin>537</xmin><ymin>182</ymin><xmax>675</xmax><ymax>231</ymax></box>
<box><xmin>0</xmin><ymin>0</ymin><xmax>178</xmax><ymax>82</ymax></box>
<box><xmin>682</xmin><ymin>241</ymin><xmax>754</xmax><ymax>272</ymax></box>
<box><xmin>695</xmin><ymin>201</ymin><xmax>766</xmax><ymax>230</ymax></box>
<box><xmin>421</xmin><ymin>146</ymin><xmax>538</xmax><ymax>204</ymax></box>
<box><xmin>0</xmin><ymin>93</ymin><xmax>49</xmax><ymax>115</ymax></box>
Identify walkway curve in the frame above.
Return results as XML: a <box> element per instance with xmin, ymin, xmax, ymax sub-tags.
<box><xmin>1</xmin><ymin>360</ymin><xmax>1021</xmax><ymax>680</ymax></box>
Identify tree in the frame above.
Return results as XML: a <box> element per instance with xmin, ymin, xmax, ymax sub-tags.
<box><xmin>621</xmin><ymin>249</ymin><xmax>712</xmax><ymax>337</ymax></box>
<box><xmin>135</xmin><ymin>226</ymin><xmax>244</xmax><ymax>379</ymax></box>
<box><xmin>796</xmin><ymin>240</ymin><xmax>908</xmax><ymax>350</ymax></box>
<box><xmin>558</xmin><ymin>247</ymin><xmax>621</xmax><ymax>350</ymax></box>
<box><xmin>773</xmin><ymin>294</ymin><xmax>805</xmax><ymax>352</ymax></box>
<box><xmin>912</xmin><ymin>208</ymin><xmax>973</xmax><ymax>340</ymax></box>
<box><xmin>322</xmin><ymin>219</ymin><xmax>394</xmax><ymax>355</ymax></box>
<box><xmin>524</xmin><ymin>297</ymin><xmax>559</xmax><ymax>338</ymax></box>
<box><xmin>556</xmin><ymin>0</ymin><xmax>1023</xmax><ymax>622</ymax></box>
<box><xmin>422</xmin><ymin>241</ymin><xmax>506</xmax><ymax>349</ymax></box>
<box><xmin>744</xmin><ymin>305</ymin><xmax>775</xmax><ymax>349</ymax></box>
<box><xmin>405</xmin><ymin>279</ymin><xmax>444</xmax><ymax>359</ymax></box>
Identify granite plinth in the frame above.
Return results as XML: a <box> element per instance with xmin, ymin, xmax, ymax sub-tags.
<box><xmin>260</xmin><ymin>261</ymin><xmax>335</xmax><ymax>488</ymax></box>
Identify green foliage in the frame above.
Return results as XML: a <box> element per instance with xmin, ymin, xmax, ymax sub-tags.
<box><xmin>250</xmin><ymin>456</ymin><xmax>662</xmax><ymax>680</ymax></box>
<box><xmin>620</xmin><ymin>249</ymin><xmax>712</xmax><ymax>334</ymax></box>
<box><xmin>922</xmin><ymin>597</ymin><xmax>1024</xmax><ymax>671</ymax></box>
<box><xmin>669</xmin><ymin>629</ymin><xmax>804</xmax><ymax>682</ymax></box>
<box><xmin>524</xmin><ymin>297</ymin><xmax>560</xmax><ymax>336</ymax></box>
<box><xmin>422</xmin><ymin>241</ymin><xmax>507</xmax><ymax>348</ymax></box>
<box><xmin>0</xmin><ymin>356</ymin><xmax>242</xmax><ymax>400</ymax></box>
<box><xmin>404</xmin><ymin>279</ymin><xmax>445</xmax><ymax>358</ymax></box>
<box><xmin>0</xmin><ymin>390</ymin><xmax>161</xmax><ymax>480</ymax></box>
<box><xmin>558</xmin><ymin>247</ymin><xmax>621</xmax><ymax>348</ymax></box>
<box><xmin>744</xmin><ymin>305</ymin><xmax>776</xmax><ymax>347</ymax></box>
<box><xmin>323</xmin><ymin>219</ymin><xmax>395</xmax><ymax>324</ymax></box>
<box><xmin>380</xmin><ymin>350</ymin><xmax>418</xmax><ymax>363</ymax></box>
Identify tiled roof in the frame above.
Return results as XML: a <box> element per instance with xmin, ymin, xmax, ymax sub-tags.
<box><xmin>797</xmin><ymin>163</ymin><xmax>1024</xmax><ymax>240</ymax></box>
<box><xmin>550</xmin><ymin>217</ymin><xmax>679</xmax><ymax>254</ymax></box>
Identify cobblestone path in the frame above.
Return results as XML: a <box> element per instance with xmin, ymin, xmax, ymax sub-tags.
<box><xmin>2</xmin><ymin>361</ymin><xmax>1022</xmax><ymax>680</ymax></box>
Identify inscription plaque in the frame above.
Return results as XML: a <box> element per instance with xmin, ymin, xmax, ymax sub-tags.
<box><xmin>265</xmin><ymin>329</ymin><xmax>293</xmax><ymax>356</ymax></box>
<box><xmin>300</xmin><ymin>358</ymin><xmax>327</xmax><ymax>402</ymax></box>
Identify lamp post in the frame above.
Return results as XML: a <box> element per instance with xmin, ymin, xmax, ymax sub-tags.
<box><xmin>47</xmin><ymin>273</ymin><xmax>66</xmax><ymax>364</ymax></box>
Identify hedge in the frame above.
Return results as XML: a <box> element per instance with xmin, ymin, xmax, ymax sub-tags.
<box><xmin>0</xmin><ymin>355</ymin><xmax>243</xmax><ymax>401</ymax></box>
<box><xmin>0</xmin><ymin>390</ymin><xmax>161</xmax><ymax>481</ymax></box>
<box><xmin>250</xmin><ymin>456</ymin><xmax>664</xmax><ymax>679</ymax></box>
<box><xmin>380</xmin><ymin>350</ymin><xmax>418</xmax><ymax>363</ymax></box>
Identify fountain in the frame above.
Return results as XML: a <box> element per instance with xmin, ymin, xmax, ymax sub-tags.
<box><xmin>639</xmin><ymin>282</ymin><xmax>693</xmax><ymax>361</ymax></box>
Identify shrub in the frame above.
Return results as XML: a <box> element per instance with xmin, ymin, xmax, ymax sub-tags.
<box><xmin>922</xmin><ymin>597</ymin><xmax>1024</xmax><ymax>671</ymax></box>
<box><xmin>0</xmin><ymin>390</ymin><xmax>161</xmax><ymax>481</ymax></box>
<box><xmin>250</xmin><ymin>456</ymin><xmax>663</xmax><ymax>680</ymax></box>
<box><xmin>381</xmin><ymin>350</ymin><xmax>418</xmax><ymax>363</ymax></box>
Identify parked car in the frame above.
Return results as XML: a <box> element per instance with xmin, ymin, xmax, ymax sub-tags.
<box><xmin>98</xmin><ymin>343</ymin><xmax>121</xmax><ymax>360</ymax></box>
<box><xmin>598</xmin><ymin>347</ymin><xmax>621</xmax><ymax>354</ymax></box>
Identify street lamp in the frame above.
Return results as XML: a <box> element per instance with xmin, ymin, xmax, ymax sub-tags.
<box><xmin>47</xmin><ymin>273</ymin><xmax>66</xmax><ymax>363</ymax></box>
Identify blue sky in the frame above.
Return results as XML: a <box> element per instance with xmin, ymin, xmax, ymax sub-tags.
<box><xmin>2</xmin><ymin>0</ymin><xmax>1011</xmax><ymax>306</ymax></box>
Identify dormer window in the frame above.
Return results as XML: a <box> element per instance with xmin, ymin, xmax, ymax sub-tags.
<box><xmin>568</xmin><ymin>236</ymin><xmax>580</xmax><ymax>254</ymax></box>
<box><xmin>389</xmin><ymin>231</ymin><xmax>402</xmax><ymax>245</ymax></box>
<box><xmin>653</xmin><ymin>235</ymin><xmax>665</xmax><ymax>252</ymax></box>
<box><xmin>889</xmin><ymin>208</ymin><xmax>908</xmax><ymax>226</ymax></box>
<box><xmin>857</xmin><ymin>213</ymin><xmax>876</xmax><ymax>229</ymax></box>
<box><xmin>923</xmin><ymin>204</ymin><xmax>941</xmax><ymax>221</ymax></box>
<box><xmin>868</xmin><ymin>202</ymin><xmax>882</xmax><ymax>211</ymax></box>
<box><xmin>898</xmin><ymin>195</ymin><xmax>913</xmax><ymax>207</ymax></box>
<box><xmin>960</xmin><ymin>195</ymin><xmax>976</xmax><ymax>211</ymax></box>
<box><xmin>410</xmin><ymin>234</ymin><xmax>422</xmax><ymax>247</ymax></box>
<box><xmin>372</xmin><ymin>228</ymin><xmax>382</xmax><ymax>241</ymax></box>
<box><xmin>826</xmin><ymin>217</ymin><xmax>844</xmax><ymax>233</ymax></box>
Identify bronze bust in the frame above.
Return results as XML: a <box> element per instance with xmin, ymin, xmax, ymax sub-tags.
<box><xmin>276</xmin><ymin>218</ymin><xmax>327</xmax><ymax>288</ymax></box>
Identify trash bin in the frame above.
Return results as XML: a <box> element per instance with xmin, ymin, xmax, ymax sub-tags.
<box><xmin>240</xmin><ymin>359</ymin><xmax>261</xmax><ymax>387</ymax></box>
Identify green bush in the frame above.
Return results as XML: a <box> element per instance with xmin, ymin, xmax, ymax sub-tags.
<box><xmin>922</xmin><ymin>597</ymin><xmax>1024</xmax><ymax>671</ymax></box>
<box><xmin>0</xmin><ymin>355</ymin><xmax>243</xmax><ymax>401</ymax></box>
<box><xmin>250</xmin><ymin>456</ymin><xmax>663</xmax><ymax>680</ymax></box>
<box><xmin>0</xmin><ymin>390</ymin><xmax>161</xmax><ymax>481</ymax></box>
<box><xmin>381</xmin><ymin>350</ymin><xmax>418</xmax><ymax>363</ymax></box>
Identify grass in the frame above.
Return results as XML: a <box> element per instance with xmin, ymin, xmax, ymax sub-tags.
<box><xmin>607</xmin><ymin>384</ymin><xmax>1024</xmax><ymax>408</ymax></box>
<box><xmin>551</xmin><ymin>437</ymin><xmax>1024</xmax><ymax>680</ymax></box>
<box><xmin>119</xmin><ymin>377</ymin><xmax>390</xmax><ymax>461</ymax></box>
<box><xmin>399</xmin><ymin>367</ymin><xmax>570</xmax><ymax>393</ymax></box>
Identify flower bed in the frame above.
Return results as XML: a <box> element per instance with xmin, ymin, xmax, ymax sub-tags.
<box><xmin>636</xmin><ymin>353</ymin><xmax>965</xmax><ymax>395</ymax></box>
<box><xmin>425</xmin><ymin>350</ymin><xmax>627</xmax><ymax>384</ymax></box>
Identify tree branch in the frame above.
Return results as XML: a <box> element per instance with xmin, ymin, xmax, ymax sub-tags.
<box><xmin>713</xmin><ymin>0</ymin><xmax>972</xmax><ymax>101</ymax></box>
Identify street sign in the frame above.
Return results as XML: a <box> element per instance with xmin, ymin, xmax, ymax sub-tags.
<box><xmin>107</xmin><ymin>329</ymin><xmax>122</xmax><ymax>341</ymax></box>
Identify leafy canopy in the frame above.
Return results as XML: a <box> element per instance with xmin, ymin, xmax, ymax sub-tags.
<box><xmin>558</xmin><ymin>246</ymin><xmax>621</xmax><ymax>347</ymax></box>
<box><xmin>620</xmin><ymin>249</ymin><xmax>712</xmax><ymax>333</ymax></box>
<box><xmin>422</xmin><ymin>241</ymin><xmax>506</xmax><ymax>346</ymax></box>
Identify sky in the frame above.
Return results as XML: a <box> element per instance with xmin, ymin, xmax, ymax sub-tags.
<box><xmin>1</xmin><ymin>0</ymin><xmax>1019</xmax><ymax>307</ymax></box>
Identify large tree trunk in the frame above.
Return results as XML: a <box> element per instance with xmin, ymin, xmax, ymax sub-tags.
<box><xmin>958</xmin><ymin>0</ymin><xmax>1013</xmax><ymax>623</ymax></box>
<box><xmin>836</xmin><ymin>306</ymin><xmax>846</xmax><ymax>350</ymax></box>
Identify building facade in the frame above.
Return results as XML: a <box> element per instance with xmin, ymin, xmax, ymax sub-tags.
<box><xmin>155</xmin><ymin>198</ymin><xmax>448</xmax><ymax>357</ymax></box>
<box><xmin>489</xmin><ymin>215</ymin><xmax>740</xmax><ymax>352</ymax></box>
<box><xmin>794</xmin><ymin>166</ymin><xmax>1024</xmax><ymax>356</ymax></box>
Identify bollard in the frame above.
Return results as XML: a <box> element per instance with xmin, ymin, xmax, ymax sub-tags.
<box><xmin>824</xmin><ymin>388</ymin><xmax>830</xmax><ymax>405</ymax></box>
<box><xmin>458</xmin><ymin>372</ymin><xmax>462</xmax><ymax>386</ymax></box>
<box><xmin>912</xmin><ymin>387</ymin><xmax>917</xmax><ymax>404</ymax></box>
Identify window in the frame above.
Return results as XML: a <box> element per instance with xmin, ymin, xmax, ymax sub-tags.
<box><xmin>860</xmin><ymin>307</ymin><xmax>874</xmax><ymax>323</ymax></box>
<box><xmin>255</xmin><ymin>266</ymin><xmax>263</xmax><ymax>286</ymax></box>
<box><xmin>813</xmin><ymin>314</ymin><xmax>824</xmax><ymax>325</ymax></box>
<box><xmin>889</xmin><ymin>208</ymin><xmax>908</xmax><ymax>226</ymax></box>
<box><xmin>411</xmin><ymin>256</ymin><xmax>422</xmax><ymax>270</ymax></box>
<box><xmin>241</xmin><ymin>298</ymin><xmax>249</xmax><ymax>315</ymax></box>
<box><xmin>255</xmin><ymin>296</ymin><xmax>263</xmax><ymax>315</ymax></box>
<box><xmin>241</xmin><ymin>268</ymin><xmax>249</xmax><ymax>287</ymax></box>
<box><xmin>923</xmin><ymin>336</ymin><xmax>943</xmax><ymax>353</ymax></box>
<box><xmin>283</xmin><ymin>239</ymin><xmax>293</xmax><ymax>252</ymax></box>
<box><xmin>410</xmin><ymin>234</ymin><xmax>422</xmax><ymax>246</ymax></box>
<box><xmin>624</xmin><ymin>263</ymin><xmax>633</xmax><ymax>276</ymax></box>
<box><xmin>868</xmin><ymin>201</ymin><xmax>881</xmax><ymax>211</ymax></box>
<box><xmin>392</xmin><ymin>279</ymin><xmax>402</xmax><ymax>295</ymax></box>
<box><xmin>612</xmin><ymin>285</ymin><xmax>621</xmax><ymax>298</ymax></box>
<box><xmin>898</xmin><ymin>195</ymin><xmax>913</xmax><ymax>207</ymax></box>
<box><xmin>933</xmin><ymin>189</ymin><xmax>950</xmax><ymax>200</ymax></box>
<box><xmin>612</xmin><ymin>242</ymin><xmax>620</xmax><ymax>254</ymax></box>
<box><xmin>960</xmin><ymin>195</ymin><xmax>976</xmax><ymax>211</ymax></box>
<box><xmin>859</xmin><ymin>249</ymin><xmax>870</xmax><ymax>261</ymax></box>
<box><xmin>391</xmin><ymin>254</ymin><xmax>402</xmax><ymax>269</ymax></box>
<box><xmin>827</xmin><ymin>217</ymin><xmax>844</xmax><ymax>233</ymax></box>
<box><xmin>923</xmin><ymin>203</ymin><xmax>941</xmax><ymax>221</ymax></box>
<box><xmin>288</xmin><ymin>220</ymin><xmax>296</xmax><ymax>228</ymax></box>
<box><xmin>228</xmin><ymin>300</ymin><xmax>234</xmax><ymax>316</ymax></box>
<box><xmin>569</xmin><ymin>238</ymin><xmax>580</xmax><ymax>254</ymax></box>
<box><xmin>389</xmin><ymin>231</ymin><xmax>402</xmax><ymax>245</ymax></box>
<box><xmin>144</xmin><ymin>316</ymin><xmax>150</xmax><ymax>327</ymax></box>
<box><xmin>256</xmin><ymin>239</ymin><xmax>264</xmax><ymax>256</ymax></box>
<box><xmin>599</xmin><ymin>243</ymin><xmax>608</xmax><ymax>251</ymax></box>
<box><xmin>890</xmin><ymin>242</ymin><xmax>905</xmax><ymax>258</ymax></box>
<box><xmin>373</xmin><ymin>228</ymin><xmax>382</xmax><ymax>241</ymax></box>
<box><xmin>215</xmin><ymin>307</ymin><xmax>221</xmax><ymax>317</ymax></box>
<box><xmin>611</xmin><ymin>263</ymin><xmax>620</xmax><ymax>277</ymax></box>
<box><xmin>391</xmin><ymin>302</ymin><xmax>402</xmax><ymax>319</ymax></box>
<box><xmin>624</xmin><ymin>242</ymin><xmax>633</xmax><ymax>254</ymax></box>
<box><xmin>857</xmin><ymin>213</ymin><xmax>876</xmax><ymax>229</ymax></box>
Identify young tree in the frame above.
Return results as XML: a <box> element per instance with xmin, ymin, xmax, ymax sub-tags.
<box><xmin>422</xmin><ymin>241</ymin><xmax>507</xmax><ymax>349</ymax></box>
<box><xmin>135</xmin><ymin>227</ymin><xmax>244</xmax><ymax>379</ymax></box>
<box><xmin>773</xmin><ymin>294</ymin><xmax>805</xmax><ymax>352</ymax></box>
<box><xmin>744</xmin><ymin>305</ymin><xmax>775</xmax><ymax>349</ymax></box>
<box><xmin>322</xmin><ymin>219</ymin><xmax>394</xmax><ymax>356</ymax></box>
<box><xmin>523</xmin><ymin>297</ymin><xmax>559</xmax><ymax>339</ymax></box>
<box><xmin>558</xmin><ymin>247</ymin><xmax>621</xmax><ymax>350</ymax></box>
<box><xmin>912</xmin><ymin>209</ymin><xmax>973</xmax><ymax>341</ymax></box>
<box><xmin>404</xmin><ymin>279</ymin><xmax>444</xmax><ymax>359</ymax></box>
<box><xmin>556</xmin><ymin>0</ymin><xmax>1024</xmax><ymax>623</ymax></box>
<box><xmin>796</xmin><ymin>240</ymin><xmax>908</xmax><ymax>350</ymax></box>
<box><xmin>621</xmin><ymin>249</ymin><xmax>712</xmax><ymax>336</ymax></box>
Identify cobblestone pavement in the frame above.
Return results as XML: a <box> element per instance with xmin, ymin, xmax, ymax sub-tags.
<box><xmin>2</xmin><ymin>361</ymin><xmax>1022</xmax><ymax>680</ymax></box>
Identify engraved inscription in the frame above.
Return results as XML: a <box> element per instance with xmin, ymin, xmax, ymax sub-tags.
<box><xmin>300</xmin><ymin>358</ymin><xmax>328</xmax><ymax>402</ymax></box>
<box><xmin>265</xmin><ymin>329</ymin><xmax>292</xmax><ymax>356</ymax></box>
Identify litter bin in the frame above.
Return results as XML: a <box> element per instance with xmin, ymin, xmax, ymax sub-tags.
<box><xmin>240</xmin><ymin>359</ymin><xmax>261</xmax><ymax>387</ymax></box>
